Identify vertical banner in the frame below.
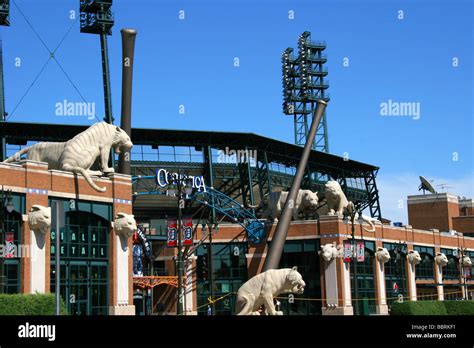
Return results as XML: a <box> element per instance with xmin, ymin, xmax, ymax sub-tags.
<box><xmin>5</xmin><ymin>232</ymin><xmax>15</xmax><ymax>258</ymax></box>
<box><xmin>356</xmin><ymin>241</ymin><xmax>365</xmax><ymax>262</ymax></box>
<box><xmin>343</xmin><ymin>241</ymin><xmax>352</xmax><ymax>263</ymax></box>
<box><xmin>464</xmin><ymin>266</ymin><xmax>471</xmax><ymax>279</ymax></box>
<box><xmin>183</xmin><ymin>217</ymin><xmax>193</xmax><ymax>246</ymax></box>
<box><xmin>167</xmin><ymin>218</ymin><xmax>178</xmax><ymax>247</ymax></box>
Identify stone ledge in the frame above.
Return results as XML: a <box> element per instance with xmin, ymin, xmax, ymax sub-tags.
<box><xmin>376</xmin><ymin>304</ymin><xmax>389</xmax><ymax>315</ymax></box>
<box><xmin>19</xmin><ymin>159</ymin><xmax>49</xmax><ymax>169</ymax></box>
<box><xmin>319</xmin><ymin>215</ymin><xmax>343</xmax><ymax>222</ymax></box>
<box><xmin>322</xmin><ymin>306</ymin><xmax>353</xmax><ymax>316</ymax></box>
<box><xmin>109</xmin><ymin>304</ymin><xmax>135</xmax><ymax>315</ymax></box>
<box><xmin>0</xmin><ymin>162</ymin><xmax>23</xmax><ymax>170</ymax></box>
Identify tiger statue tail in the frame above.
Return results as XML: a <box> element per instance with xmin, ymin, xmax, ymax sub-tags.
<box><xmin>3</xmin><ymin>147</ymin><xmax>30</xmax><ymax>163</ymax></box>
<box><xmin>62</xmin><ymin>164</ymin><xmax>106</xmax><ymax>192</ymax></box>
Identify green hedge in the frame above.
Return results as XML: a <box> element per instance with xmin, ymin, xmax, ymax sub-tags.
<box><xmin>391</xmin><ymin>300</ymin><xmax>474</xmax><ymax>315</ymax></box>
<box><xmin>0</xmin><ymin>294</ymin><xmax>68</xmax><ymax>315</ymax></box>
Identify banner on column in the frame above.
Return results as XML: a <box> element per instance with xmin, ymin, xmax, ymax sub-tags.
<box><xmin>183</xmin><ymin>217</ymin><xmax>193</xmax><ymax>246</ymax></box>
<box><xmin>5</xmin><ymin>232</ymin><xmax>15</xmax><ymax>258</ymax></box>
<box><xmin>343</xmin><ymin>241</ymin><xmax>352</xmax><ymax>263</ymax></box>
<box><xmin>464</xmin><ymin>267</ymin><xmax>471</xmax><ymax>279</ymax></box>
<box><xmin>356</xmin><ymin>241</ymin><xmax>365</xmax><ymax>262</ymax></box>
<box><xmin>167</xmin><ymin>218</ymin><xmax>178</xmax><ymax>247</ymax></box>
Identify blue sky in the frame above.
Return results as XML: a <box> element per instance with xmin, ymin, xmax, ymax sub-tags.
<box><xmin>3</xmin><ymin>0</ymin><xmax>473</xmax><ymax>223</ymax></box>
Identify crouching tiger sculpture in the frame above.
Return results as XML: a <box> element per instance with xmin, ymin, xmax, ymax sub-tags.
<box><xmin>3</xmin><ymin>122</ymin><xmax>133</xmax><ymax>192</ymax></box>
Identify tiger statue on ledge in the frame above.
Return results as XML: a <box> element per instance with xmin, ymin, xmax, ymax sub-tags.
<box><xmin>3</xmin><ymin>122</ymin><xmax>133</xmax><ymax>192</ymax></box>
<box><xmin>235</xmin><ymin>267</ymin><xmax>305</xmax><ymax>315</ymax></box>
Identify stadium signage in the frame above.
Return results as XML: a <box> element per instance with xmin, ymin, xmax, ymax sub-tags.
<box><xmin>155</xmin><ymin>168</ymin><xmax>206</xmax><ymax>192</ymax></box>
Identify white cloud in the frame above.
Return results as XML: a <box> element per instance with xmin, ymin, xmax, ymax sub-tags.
<box><xmin>375</xmin><ymin>172</ymin><xmax>474</xmax><ymax>224</ymax></box>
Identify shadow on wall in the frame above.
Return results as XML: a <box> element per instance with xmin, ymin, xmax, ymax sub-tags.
<box><xmin>153</xmin><ymin>284</ymin><xmax>177</xmax><ymax>315</ymax></box>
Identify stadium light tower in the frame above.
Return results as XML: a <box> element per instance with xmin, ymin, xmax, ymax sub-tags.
<box><xmin>282</xmin><ymin>31</ymin><xmax>330</xmax><ymax>154</ymax></box>
<box><xmin>0</xmin><ymin>0</ymin><xmax>10</xmax><ymax>161</ymax></box>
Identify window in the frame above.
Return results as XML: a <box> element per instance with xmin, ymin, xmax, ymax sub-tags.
<box><xmin>51</xmin><ymin>212</ymin><xmax>108</xmax><ymax>260</ymax></box>
<box><xmin>50</xmin><ymin>207</ymin><xmax>110</xmax><ymax>315</ymax></box>
<box><xmin>278</xmin><ymin>239</ymin><xmax>321</xmax><ymax>315</ymax></box>
<box><xmin>350</xmin><ymin>240</ymin><xmax>376</xmax><ymax>315</ymax></box>
<box><xmin>441</xmin><ymin>248</ymin><xmax>460</xmax><ymax>280</ymax></box>
<box><xmin>414</xmin><ymin>246</ymin><xmax>434</xmax><ymax>280</ymax></box>
<box><xmin>2</xmin><ymin>195</ymin><xmax>24</xmax><ymax>293</ymax></box>
<box><xmin>383</xmin><ymin>242</ymin><xmax>408</xmax><ymax>303</ymax></box>
<box><xmin>196</xmin><ymin>243</ymin><xmax>248</xmax><ymax>315</ymax></box>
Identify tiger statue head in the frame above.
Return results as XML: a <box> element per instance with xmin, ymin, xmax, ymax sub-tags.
<box><xmin>286</xmin><ymin>266</ymin><xmax>306</xmax><ymax>295</ymax></box>
<box><xmin>28</xmin><ymin>205</ymin><xmax>51</xmax><ymax>234</ymax></box>
<box><xmin>407</xmin><ymin>250</ymin><xmax>422</xmax><ymax>265</ymax></box>
<box><xmin>113</xmin><ymin>212</ymin><xmax>137</xmax><ymax>239</ymax></box>
<box><xmin>112</xmin><ymin>126</ymin><xmax>134</xmax><ymax>155</ymax></box>
<box><xmin>435</xmin><ymin>252</ymin><xmax>448</xmax><ymax>266</ymax></box>
<box><xmin>461</xmin><ymin>255</ymin><xmax>472</xmax><ymax>267</ymax></box>
<box><xmin>375</xmin><ymin>247</ymin><xmax>391</xmax><ymax>263</ymax></box>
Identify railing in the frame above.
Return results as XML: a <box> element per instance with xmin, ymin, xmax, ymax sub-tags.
<box><xmin>133</xmin><ymin>276</ymin><xmax>178</xmax><ymax>289</ymax></box>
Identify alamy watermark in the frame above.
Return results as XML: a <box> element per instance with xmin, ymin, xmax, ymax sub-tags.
<box><xmin>380</xmin><ymin>99</ymin><xmax>421</xmax><ymax>120</ymax></box>
<box><xmin>55</xmin><ymin>99</ymin><xmax>96</xmax><ymax>120</ymax></box>
<box><xmin>217</xmin><ymin>147</ymin><xmax>257</xmax><ymax>166</ymax></box>
<box><xmin>0</xmin><ymin>243</ymin><xmax>31</xmax><ymax>259</ymax></box>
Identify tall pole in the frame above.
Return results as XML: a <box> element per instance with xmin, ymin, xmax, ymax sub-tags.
<box><xmin>459</xmin><ymin>248</ymin><xmax>467</xmax><ymax>300</ymax></box>
<box><xmin>263</xmin><ymin>100</ymin><xmax>327</xmax><ymax>271</ymax></box>
<box><xmin>351</xmin><ymin>213</ymin><xmax>359</xmax><ymax>315</ymax></box>
<box><xmin>176</xmin><ymin>179</ymin><xmax>184</xmax><ymax>315</ymax></box>
<box><xmin>100</xmin><ymin>33</ymin><xmax>113</xmax><ymax>125</ymax></box>
<box><xmin>208</xmin><ymin>224</ymin><xmax>215</xmax><ymax>315</ymax></box>
<box><xmin>0</xmin><ymin>40</ymin><xmax>6</xmax><ymax>161</ymax></box>
<box><xmin>0</xmin><ymin>187</ymin><xmax>5</xmax><ymax>294</ymax></box>
<box><xmin>99</xmin><ymin>33</ymin><xmax>115</xmax><ymax>168</ymax></box>
<box><xmin>118</xmin><ymin>29</ymin><xmax>137</xmax><ymax>175</ymax></box>
<box><xmin>52</xmin><ymin>201</ymin><xmax>64</xmax><ymax>315</ymax></box>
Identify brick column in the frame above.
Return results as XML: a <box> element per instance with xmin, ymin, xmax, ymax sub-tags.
<box><xmin>320</xmin><ymin>215</ymin><xmax>353</xmax><ymax>315</ymax></box>
<box><xmin>374</xmin><ymin>221</ymin><xmax>388</xmax><ymax>315</ymax></box>
<box><xmin>108</xmin><ymin>173</ymin><xmax>135</xmax><ymax>315</ymax></box>
<box><xmin>185</xmin><ymin>254</ymin><xmax>197</xmax><ymax>315</ymax></box>
<box><xmin>406</xmin><ymin>259</ymin><xmax>417</xmax><ymax>301</ymax></box>
<box><xmin>432</xmin><ymin>229</ymin><xmax>444</xmax><ymax>301</ymax></box>
<box><xmin>435</xmin><ymin>261</ymin><xmax>444</xmax><ymax>301</ymax></box>
<box><xmin>404</xmin><ymin>225</ymin><xmax>417</xmax><ymax>301</ymax></box>
<box><xmin>21</xmin><ymin>160</ymin><xmax>50</xmax><ymax>294</ymax></box>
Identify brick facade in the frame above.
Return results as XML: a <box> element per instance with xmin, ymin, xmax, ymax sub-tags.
<box><xmin>0</xmin><ymin>160</ymin><xmax>134</xmax><ymax>315</ymax></box>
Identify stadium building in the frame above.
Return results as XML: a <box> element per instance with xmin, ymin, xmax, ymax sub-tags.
<box><xmin>1</xmin><ymin>122</ymin><xmax>473</xmax><ymax>316</ymax></box>
<box><xmin>0</xmin><ymin>1</ymin><xmax>471</xmax><ymax>316</ymax></box>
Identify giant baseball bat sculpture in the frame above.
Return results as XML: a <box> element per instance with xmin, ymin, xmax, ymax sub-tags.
<box><xmin>118</xmin><ymin>28</ymin><xmax>137</xmax><ymax>175</ymax></box>
<box><xmin>263</xmin><ymin>100</ymin><xmax>328</xmax><ymax>271</ymax></box>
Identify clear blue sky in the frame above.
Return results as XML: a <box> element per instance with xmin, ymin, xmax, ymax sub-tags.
<box><xmin>4</xmin><ymin>0</ymin><xmax>473</xmax><ymax>222</ymax></box>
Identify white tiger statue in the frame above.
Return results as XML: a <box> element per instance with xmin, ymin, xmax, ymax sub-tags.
<box><xmin>113</xmin><ymin>212</ymin><xmax>137</xmax><ymax>239</ymax></box>
<box><xmin>435</xmin><ymin>252</ymin><xmax>448</xmax><ymax>266</ymax></box>
<box><xmin>375</xmin><ymin>247</ymin><xmax>391</xmax><ymax>263</ymax></box>
<box><xmin>319</xmin><ymin>243</ymin><xmax>342</xmax><ymax>262</ymax></box>
<box><xmin>324</xmin><ymin>180</ymin><xmax>350</xmax><ymax>216</ymax></box>
<box><xmin>27</xmin><ymin>205</ymin><xmax>51</xmax><ymax>234</ymax></box>
<box><xmin>3</xmin><ymin>122</ymin><xmax>133</xmax><ymax>192</ymax></box>
<box><xmin>407</xmin><ymin>250</ymin><xmax>422</xmax><ymax>265</ymax></box>
<box><xmin>461</xmin><ymin>255</ymin><xmax>472</xmax><ymax>267</ymax></box>
<box><xmin>235</xmin><ymin>267</ymin><xmax>305</xmax><ymax>315</ymax></box>
<box><xmin>254</xmin><ymin>189</ymin><xmax>319</xmax><ymax>222</ymax></box>
<box><xmin>323</xmin><ymin>180</ymin><xmax>377</xmax><ymax>232</ymax></box>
